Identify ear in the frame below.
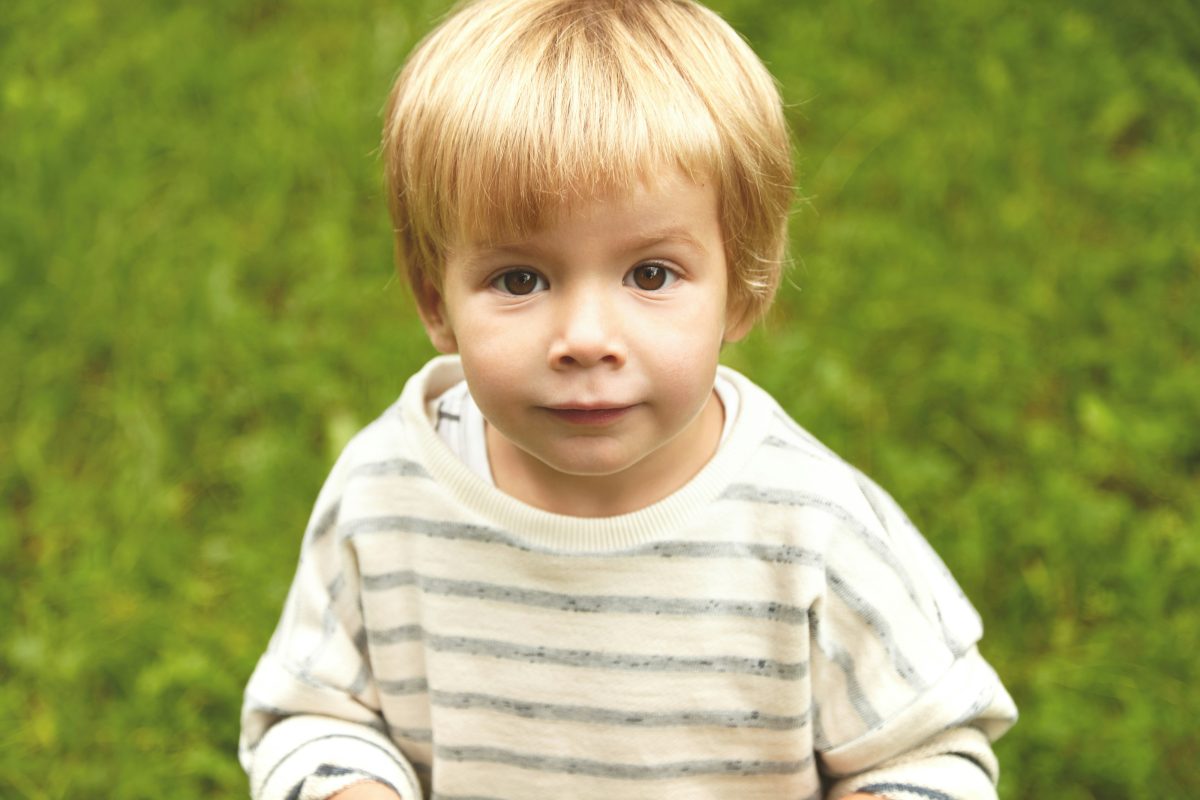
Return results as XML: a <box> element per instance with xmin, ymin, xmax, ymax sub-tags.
<box><xmin>722</xmin><ymin>300</ymin><xmax>755</xmax><ymax>343</ymax></box>
<box><xmin>414</xmin><ymin>276</ymin><xmax>459</xmax><ymax>354</ymax></box>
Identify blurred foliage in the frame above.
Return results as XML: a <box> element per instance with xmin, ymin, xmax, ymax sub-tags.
<box><xmin>2</xmin><ymin>0</ymin><xmax>1197</xmax><ymax>797</ymax></box>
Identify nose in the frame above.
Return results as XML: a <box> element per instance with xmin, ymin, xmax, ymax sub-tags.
<box><xmin>547</xmin><ymin>290</ymin><xmax>627</xmax><ymax>370</ymax></box>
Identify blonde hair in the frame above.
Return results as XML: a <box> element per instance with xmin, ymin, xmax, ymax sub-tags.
<box><xmin>383</xmin><ymin>0</ymin><xmax>793</xmax><ymax>325</ymax></box>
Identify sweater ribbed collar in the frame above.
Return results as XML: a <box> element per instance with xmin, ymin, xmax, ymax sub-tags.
<box><xmin>399</xmin><ymin>356</ymin><xmax>771</xmax><ymax>553</ymax></box>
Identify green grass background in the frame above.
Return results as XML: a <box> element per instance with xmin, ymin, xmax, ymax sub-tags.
<box><xmin>2</xmin><ymin>0</ymin><xmax>1197</xmax><ymax>796</ymax></box>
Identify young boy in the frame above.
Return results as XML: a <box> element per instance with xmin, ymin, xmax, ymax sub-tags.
<box><xmin>240</xmin><ymin>1</ymin><xmax>1017</xmax><ymax>798</ymax></box>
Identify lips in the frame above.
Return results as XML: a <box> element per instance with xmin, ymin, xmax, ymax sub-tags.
<box><xmin>544</xmin><ymin>405</ymin><xmax>635</xmax><ymax>426</ymax></box>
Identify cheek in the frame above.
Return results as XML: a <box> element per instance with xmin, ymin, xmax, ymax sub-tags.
<box><xmin>458</xmin><ymin>356</ymin><xmax>519</xmax><ymax>432</ymax></box>
<box><xmin>643</xmin><ymin>320</ymin><xmax>724</xmax><ymax>395</ymax></box>
<box><xmin>453</xmin><ymin>303</ymin><xmax>533</xmax><ymax>360</ymax></box>
<box><xmin>455</xmin><ymin>317</ymin><xmax>537</xmax><ymax>412</ymax></box>
<box><xmin>656</xmin><ymin>296</ymin><xmax>728</xmax><ymax>354</ymax></box>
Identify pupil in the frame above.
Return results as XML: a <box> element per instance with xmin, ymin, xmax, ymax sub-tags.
<box><xmin>636</xmin><ymin>265</ymin><xmax>665</xmax><ymax>290</ymax></box>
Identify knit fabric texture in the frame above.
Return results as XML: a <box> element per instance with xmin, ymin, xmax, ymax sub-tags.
<box><xmin>240</xmin><ymin>356</ymin><xmax>1017</xmax><ymax>800</ymax></box>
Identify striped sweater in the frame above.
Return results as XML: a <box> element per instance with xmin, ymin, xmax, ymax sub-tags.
<box><xmin>240</xmin><ymin>356</ymin><xmax>1017</xmax><ymax>800</ymax></box>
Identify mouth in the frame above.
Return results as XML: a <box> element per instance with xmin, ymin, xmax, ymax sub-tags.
<box><xmin>543</xmin><ymin>405</ymin><xmax>636</xmax><ymax>426</ymax></box>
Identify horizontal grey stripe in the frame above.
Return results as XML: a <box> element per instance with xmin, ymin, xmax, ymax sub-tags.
<box><xmin>314</xmin><ymin>765</ymin><xmax>363</xmax><ymax>777</ymax></box>
<box><xmin>829</xmin><ymin>570</ymin><xmax>925</xmax><ymax>690</ymax></box>
<box><xmin>367</xmin><ymin>625</ymin><xmax>806</xmax><ymax>680</ymax></box>
<box><xmin>720</xmin><ymin>484</ymin><xmax>921</xmax><ymax>603</ymax></box>
<box><xmin>430</xmin><ymin>690</ymin><xmax>810</xmax><ymax>730</ymax></box>
<box><xmin>362</xmin><ymin>570</ymin><xmax>808</xmax><ymax>624</ymax></box>
<box><xmin>858</xmin><ymin>783</ymin><xmax>955</xmax><ymax>800</ymax></box>
<box><xmin>342</xmin><ymin>515</ymin><xmax>533</xmax><ymax>550</ymax></box>
<box><xmin>341</xmin><ymin>514</ymin><xmax>822</xmax><ymax>565</ymax></box>
<box><xmin>243</xmin><ymin>696</ymin><xmax>293</xmax><ymax>719</ymax></box>
<box><xmin>349</xmin><ymin>458</ymin><xmax>431</xmax><ymax>479</ymax></box>
<box><xmin>369</xmin><ymin>624</ymin><xmax>424</xmax><ymax>645</ymax></box>
<box><xmin>648</xmin><ymin>540</ymin><xmax>824</xmax><ymax>566</ymax></box>
<box><xmin>436</xmin><ymin>745</ymin><xmax>812</xmax><ymax>780</ymax></box>
<box><xmin>390</xmin><ymin>726</ymin><xmax>433</xmax><ymax>743</ymax></box>
<box><xmin>378</xmin><ymin>676</ymin><xmax>429</xmax><ymax>695</ymax></box>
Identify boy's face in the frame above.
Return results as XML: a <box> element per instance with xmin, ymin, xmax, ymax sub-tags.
<box><xmin>420</xmin><ymin>169</ymin><xmax>748</xmax><ymax>512</ymax></box>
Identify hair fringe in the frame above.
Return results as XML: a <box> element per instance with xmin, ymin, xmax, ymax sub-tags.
<box><xmin>384</xmin><ymin>0</ymin><xmax>794</xmax><ymax>324</ymax></box>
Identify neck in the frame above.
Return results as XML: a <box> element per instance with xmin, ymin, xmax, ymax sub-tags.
<box><xmin>486</xmin><ymin>392</ymin><xmax>724</xmax><ymax>517</ymax></box>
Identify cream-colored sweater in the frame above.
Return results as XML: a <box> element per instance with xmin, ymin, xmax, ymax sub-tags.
<box><xmin>240</xmin><ymin>356</ymin><xmax>1016</xmax><ymax>800</ymax></box>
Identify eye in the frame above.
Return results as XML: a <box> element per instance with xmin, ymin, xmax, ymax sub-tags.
<box><xmin>491</xmin><ymin>269</ymin><xmax>547</xmax><ymax>296</ymax></box>
<box><xmin>625</xmin><ymin>262</ymin><xmax>678</xmax><ymax>291</ymax></box>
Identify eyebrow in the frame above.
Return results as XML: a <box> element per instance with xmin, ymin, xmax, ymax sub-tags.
<box><xmin>618</xmin><ymin>228</ymin><xmax>710</xmax><ymax>256</ymax></box>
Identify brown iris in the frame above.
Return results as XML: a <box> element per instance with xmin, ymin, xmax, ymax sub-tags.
<box><xmin>502</xmin><ymin>270</ymin><xmax>539</xmax><ymax>295</ymax></box>
<box><xmin>631</xmin><ymin>263</ymin><xmax>667</xmax><ymax>290</ymax></box>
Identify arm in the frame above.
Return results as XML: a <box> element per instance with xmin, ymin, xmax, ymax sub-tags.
<box><xmin>240</xmin><ymin>455</ymin><xmax>421</xmax><ymax>800</ymax></box>
<box><xmin>810</xmin><ymin>472</ymin><xmax>1018</xmax><ymax>799</ymax></box>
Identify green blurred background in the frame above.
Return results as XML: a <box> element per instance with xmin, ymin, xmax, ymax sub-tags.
<box><xmin>2</xmin><ymin>0</ymin><xmax>1197</xmax><ymax>796</ymax></box>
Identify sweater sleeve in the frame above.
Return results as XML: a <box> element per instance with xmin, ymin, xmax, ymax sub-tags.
<box><xmin>810</xmin><ymin>471</ymin><xmax>1017</xmax><ymax>800</ymax></box>
<box><xmin>239</xmin><ymin>453</ymin><xmax>421</xmax><ymax>800</ymax></box>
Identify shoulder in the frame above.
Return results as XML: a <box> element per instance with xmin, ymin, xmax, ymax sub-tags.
<box><xmin>333</xmin><ymin>355</ymin><xmax>462</xmax><ymax>475</ymax></box>
<box><xmin>720</xmin><ymin>367</ymin><xmax>885</xmax><ymax>529</ymax></box>
<box><xmin>304</xmin><ymin>357</ymin><xmax>464</xmax><ymax>536</ymax></box>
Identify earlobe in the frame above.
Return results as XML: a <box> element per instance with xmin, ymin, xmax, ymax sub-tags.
<box><xmin>415</xmin><ymin>278</ymin><xmax>459</xmax><ymax>354</ymax></box>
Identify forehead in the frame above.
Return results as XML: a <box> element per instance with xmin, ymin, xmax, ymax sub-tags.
<box><xmin>452</xmin><ymin>169</ymin><xmax>723</xmax><ymax>257</ymax></box>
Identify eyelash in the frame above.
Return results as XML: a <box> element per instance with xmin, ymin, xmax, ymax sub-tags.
<box><xmin>489</xmin><ymin>262</ymin><xmax>680</xmax><ymax>296</ymax></box>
